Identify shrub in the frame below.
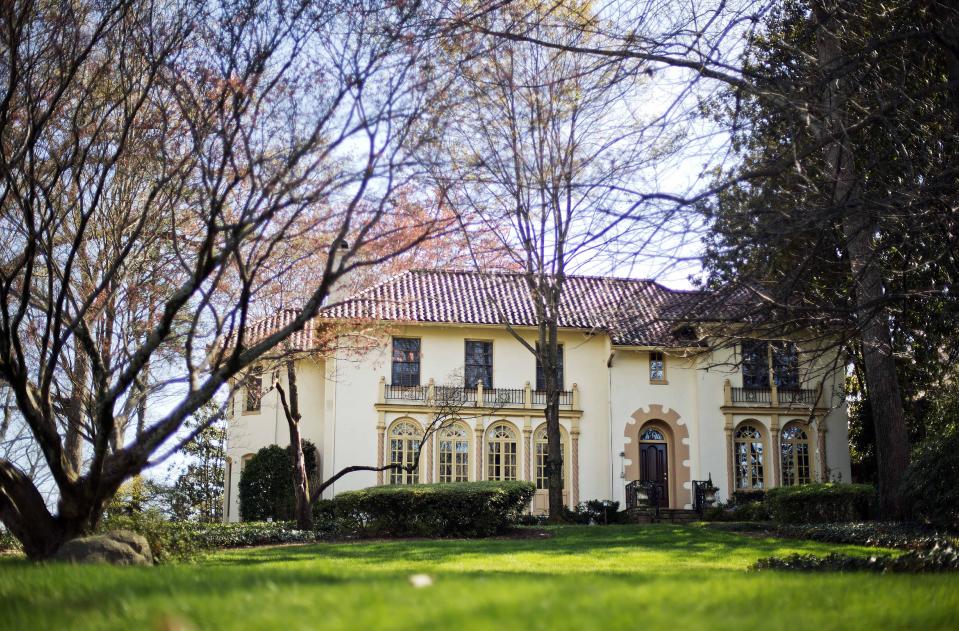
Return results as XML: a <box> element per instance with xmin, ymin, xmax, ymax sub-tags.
<box><xmin>765</xmin><ymin>483</ymin><xmax>875</xmax><ymax>524</ymax></box>
<box><xmin>239</xmin><ymin>441</ymin><xmax>317</xmax><ymax>521</ymax></box>
<box><xmin>560</xmin><ymin>500</ymin><xmax>622</xmax><ymax>525</ymax></box>
<box><xmin>100</xmin><ymin>516</ymin><xmax>318</xmax><ymax>562</ymax></box>
<box><xmin>330</xmin><ymin>481</ymin><xmax>535</xmax><ymax>538</ymax></box>
<box><xmin>775</xmin><ymin>521</ymin><xmax>956</xmax><ymax>551</ymax></box>
<box><xmin>513</xmin><ymin>513</ymin><xmax>549</xmax><ymax>526</ymax></box>
<box><xmin>578</xmin><ymin>500</ymin><xmax>622</xmax><ymax>524</ymax></box>
<box><xmin>702</xmin><ymin>498</ymin><xmax>770</xmax><ymax>522</ymax></box>
<box><xmin>734</xmin><ymin>500</ymin><xmax>771</xmax><ymax>521</ymax></box>
<box><xmin>753</xmin><ymin>544</ymin><xmax>959</xmax><ymax>573</ymax></box>
<box><xmin>0</xmin><ymin>529</ymin><xmax>22</xmax><ymax>554</ymax></box>
<box><xmin>732</xmin><ymin>489</ymin><xmax>766</xmax><ymax>505</ymax></box>
<box><xmin>901</xmin><ymin>426</ymin><xmax>959</xmax><ymax>530</ymax></box>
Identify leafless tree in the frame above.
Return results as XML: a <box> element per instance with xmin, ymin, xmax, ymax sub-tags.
<box><xmin>430</xmin><ymin>4</ymin><xmax>693</xmax><ymax>520</ymax></box>
<box><xmin>452</xmin><ymin>0</ymin><xmax>959</xmax><ymax>516</ymax></box>
<box><xmin>0</xmin><ymin>0</ymin><xmax>455</xmax><ymax>558</ymax></box>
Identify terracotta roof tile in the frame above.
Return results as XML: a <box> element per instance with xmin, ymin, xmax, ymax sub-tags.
<box><xmin>317</xmin><ymin>269</ymin><xmax>707</xmax><ymax>346</ymax></box>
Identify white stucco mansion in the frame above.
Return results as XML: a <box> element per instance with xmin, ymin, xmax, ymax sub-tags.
<box><xmin>223</xmin><ymin>269</ymin><xmax>851</xmax><ymax>521</ymax></box>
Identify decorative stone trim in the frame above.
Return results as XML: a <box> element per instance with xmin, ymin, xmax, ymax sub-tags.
<box><xmin>817</xmin><ymin>417</ymin><xmax>828</xmax><ymax>482</ymax></box>
<box><xmin>376</xmin><ymin>414</ymin><xmax>386</xmax><ymax>486</ymax></box>
<box><xmin>770</xmin><ymin>413</ymin><xmax>781</xmax><ymax>489</ymax></box>
<box><xmin>724</xmin><ymin>414</ymin><xmax>734</xmax><ymax>497</ymax></box>
<box><xmin>474</xmin><ymin>423</ymin><xmax>484</xmax><ymax>480</ymax></box>
<box><xmin>426</xmin><ymin>435</ymin><xmax>434</xmax><ymax>483</ymax></box>
<box><xmin>624</xmin><ymin>404</ymin><xmax>692</xmax><ymax>509</ymax></box>
<box><xmin>522</xmin><ymin>427</ymin><xmax>532</xmax><ymax>482</ymax></box>
<box><xmin>571</xmin><ymin>429</ymin><xmax>580</xmax><ymax>507</ymax></box>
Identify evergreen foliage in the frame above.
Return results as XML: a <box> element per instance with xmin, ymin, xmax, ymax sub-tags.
<box><xmin>239</xmin><ymin>442</ymin><xmax>318</xmax><ymax>521</ymax></box>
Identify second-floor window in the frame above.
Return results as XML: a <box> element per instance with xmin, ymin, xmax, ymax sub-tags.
<box><xmin>742</xmin><ymin>340</ymin><xmax>799</xmax><ymax>390</ymax></box>
<box><xmin>391</xmin><ymin>337</ymin><xmax>420</xmax><ymax>386</ymax></box>
<box><xmin>772</xmin><ymin>342</ymin><xmax>800</xmax><ymax>390</ymax></box>
<box><xmin>741</xmin><ymin>341</ymin><xmax>769</xmax><ymax>389</ymax></box>
<box><xmin>535</xmin><ymin>343</ymin><xmax>564</xmax><ymax>390</ymax></box>
<box><xmin>649</xmin><ymin>351</ymin><xmax>666</xmax><ymax>383</ymax></box>
<box><xmin>244</xmin><ymin>367</ymin><xmax>262</xmax><ymax>412</ymax></box>
<box><xmin>465</xmin><ymin>340</ymin><xmax>493</xmax><ymax>388</ymax></box>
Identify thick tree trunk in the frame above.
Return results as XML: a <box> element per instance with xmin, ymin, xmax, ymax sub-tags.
<box><xmin>282</xmin><ymin>360</ymin><xmax>313</xmax><ymax>530</ymax></box>
<box><xmin>843</xmin><ymin>213</ymin><xmax>910</xmax><ymax>516</ymax></box>
<box><xmin>63</xmin><ymin>353</ymin><xmax>88</xmax><ymax>476</ymax></box>
<box><xmin>813</xmin><ymin>0</ymin><xmax>909</xmax><ymax>516</ymax></box>
<box><xmin>0</xmin><ymin>460</ymin><xmax>97</xmax><ymax>559</ymax></box>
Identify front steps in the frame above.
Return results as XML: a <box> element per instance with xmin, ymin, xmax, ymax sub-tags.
<box><xmin>626</xmin><ymin>507</ymin><xmax>701</xmax><ymax>524</ymax></box>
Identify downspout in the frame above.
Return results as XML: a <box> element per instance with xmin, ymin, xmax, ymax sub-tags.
<box><xmin>607</xmin><ymin>346</ymin><xmax>616</xmax><ymax>503</ymax></box>
<box><xmin>274</xmin><ymin>373</ymin><xmax>280</xmax><ymax>444</ymax></box>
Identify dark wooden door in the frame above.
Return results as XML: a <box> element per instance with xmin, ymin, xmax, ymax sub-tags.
<box><xmin>639</xmin><ymin>443</ymin><xmax>669</xmax><ymax>507</ymax></box>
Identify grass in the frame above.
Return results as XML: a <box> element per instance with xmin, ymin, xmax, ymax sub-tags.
<box><xmin>1</xmin><ymin>524</ymin><xmax>957</xmax><ymax>630</ymax></box>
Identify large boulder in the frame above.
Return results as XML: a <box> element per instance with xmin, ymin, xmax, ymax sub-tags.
<box><xmin>54</xmin><ymin>529</ymin><xmax>153</xmax><ymax>566</ymax></box>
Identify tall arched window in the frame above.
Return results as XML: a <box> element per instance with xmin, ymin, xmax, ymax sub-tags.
<box><xmin>534</xmin><ymin>425</ymin><xmax>567</xmax><ymax>490</ymax></box>
<box><xmin>781</xmin><ymin>423</ymin><xmax>811</xmax><ymax>486</ymax></box>
<box><xmin>734</xmin><ymin>423</ymin><xmax>765</xmax><ymax>489</ymax></box>
<box><xmin>486</xmin><ymin>423</ymin><xmax>517</xmax><ymax>481</ymax></box>
<box><xmin>438</xmin><ymin>423</ymin><xmax>470</xmax><ymax>483</ymax></box>
<box><xmin>389</xmin><ymin>421</ymin><xmax>422</xmax><ymax>485</ymax></box>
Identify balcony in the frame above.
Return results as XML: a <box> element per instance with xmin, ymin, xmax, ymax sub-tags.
<box><xmin>379</xmin><ymin>378</ymin><xmax>579</xmax><ymax>410</ymax></box>
<box><xmin>724</xmin><ymin>380</ymin><xmax>820</xmax><ymax>408</ymax></box>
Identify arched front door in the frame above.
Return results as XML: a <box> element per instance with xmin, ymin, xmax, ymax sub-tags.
<box><xmin>639</xmin><ymin>426</ymin><xmax>669</xmax><ymax>507</ymax></box>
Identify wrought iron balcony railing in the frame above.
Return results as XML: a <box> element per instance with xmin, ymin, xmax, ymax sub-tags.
<box><xmin>379</xmin><ymin>378</ymin><xmax>579</xmax><ymax>409</ymax></box>
<box><xmin>725</xmin><ymin>382</ymin><xmax>820</xmax><ymax>408</ymax></box>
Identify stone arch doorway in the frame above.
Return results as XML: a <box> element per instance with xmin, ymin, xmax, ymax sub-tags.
<box><xmin>638</xmin><ymin>423</ymin><xmax>670</xmax><ymax>507</ymax></box>
<box><xmin>624</xmin><ymin>405</ymin><xmax>692</xmax><ymax>509</ymax></box>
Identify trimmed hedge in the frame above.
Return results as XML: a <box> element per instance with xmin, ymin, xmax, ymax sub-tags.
<box><xmin>775</xmin><ymin>521</ymin><xmax>956</xmax><ymax>551</ymax></box>
<box><xmin>102</xmin><ymin>515</ymin><xmax>319</xmax><ymax>562</ymax></box>
<box><xmin>328</xmin><ymin>481</ymin><xmax>535</xmax><ymax>537</ymax></box>
<box><xmin>753</xmin><ymin>545</ymin><xmax>959</xmax><ymax>573</ymax></box>
<box><xmin>732</xmin><ymin>489</ymin><xmax>766</xmax><ymax>505</ymax></box>
<box><xmin>765</xmin><ymin>483</ymin><xmax>875</xmax><ymax>524</ymax></box>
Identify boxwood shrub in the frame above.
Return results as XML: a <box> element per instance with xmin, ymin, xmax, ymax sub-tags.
<box><xmin>239</xmin><ymin>442</ymin><xmax>318</xmax><ymax>522</ymax></box>
<box><xmin>901</xmin><ymin>426</ymin><xmax>959</xmax><ymax>530</ymax></box>
<box><xmin>765</xmin><ymin>483</ymin><xmax>875</xmax><ymax>524</ymax></box>
<box><xmin>329</xmin><ymin>481</ymin><xmax>535</xmax><ymax>537</ymax></box>
<box><xmin>101</xmin><ymin>515</ymin><xmax>318</xmax><ymax>561</ymax></box>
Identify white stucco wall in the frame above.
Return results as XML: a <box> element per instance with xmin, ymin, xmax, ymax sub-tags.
<box><xmin>224</xmin><ymin>325</ymin><xmax>853</xmax><ymax>521</ymax></box>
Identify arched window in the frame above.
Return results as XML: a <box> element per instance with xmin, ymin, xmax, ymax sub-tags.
<box><xmin>534</xmin><ymin>425</ymin><xmax>567</xmax><ymax>490</ymax></box>
<box><xmin>389</xmin><ymin>421</ymin><xmax>422</xmax><ymax>485</ymax></box>
<box><xmin>781</xmin><ymin>423</ymin><xmax>811</xmax><ymax>486</ymax></box>
<box><xmin>486</xmin><ymin>423</ymin><xmax>517</xmax><ymax>481</ymax></box>
<box><xmin>438</xmin><ymin>423</ymin><xmax>470</xmax><ymax>483</ymax></box>
<box><xmin>734</xmin><ymin>423</ymin><xmax>765</xmax><ymax>489</ymax></box>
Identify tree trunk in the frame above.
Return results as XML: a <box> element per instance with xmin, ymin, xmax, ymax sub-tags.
<box><xmin>0</xmin><ymin>460</ymin><xmax>98</xmax><ymax>559</ymax></box>
<box><xmin>843</xmin><ymin>212</ymin><xmax>910</xmax><ymax>515</ymax></box>
<box><xmin>282</xmin><ymin>360</ymin><xmax>313</xmax><ymax>530</ymax></box>
<box><xmin>543</xmin><ymin>320</ymin><xmax>565</xmax><ymax>523</ymax></box>
<box><xmin>813</xmin><ymin>0</ymin><xmax>909</xmax><ymax>516</ymax></box>
<box><xmin>63</xmin><ymin>353</ymin><xmax>89</xmax><ymax>476</ymax></box>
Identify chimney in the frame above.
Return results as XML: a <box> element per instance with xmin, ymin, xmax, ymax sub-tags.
<box><xmin>326</xmin><ymin>239</ymin><xmax>352</xmax><ymax>304</ymax></box>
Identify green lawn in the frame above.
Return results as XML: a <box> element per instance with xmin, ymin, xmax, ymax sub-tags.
<box><xmin>1</xmin><ymin>524</ymin><xmax>957</xmax><ymax>630</ymax></box>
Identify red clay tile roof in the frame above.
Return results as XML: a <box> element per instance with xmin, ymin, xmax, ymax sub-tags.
<box><xmin>317</xmin><ymin>269</ymin><xmax>706</xmax><ymax>346</ymax></box>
